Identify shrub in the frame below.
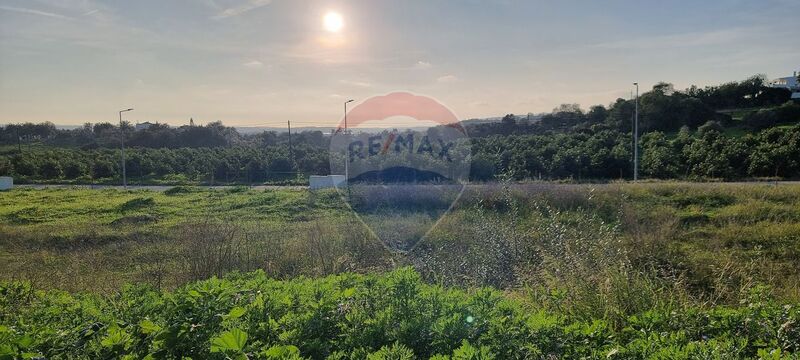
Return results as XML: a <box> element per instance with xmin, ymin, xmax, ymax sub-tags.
<box><xmin>118</xmin><ymin>197</ymin><xmax>155</xmax><ymax>211</ymax></box>
<box><xmin>11</xmin><ymin>156</ymin><xmax>36</xmax><ymax>177</ymax></box>
<box><xmin>38</xmin><ymin>158</ymin><xmax>62</xmax><ymax>179</ymax></box>
<box><xmin>0</xmin><ymin>269</ymin><xmax>797</xmax><ymax>359</ymax></box>
<box><xmin>697</xmin><ymin>120</ymin><xmax>723</xmax><ymax>135</ymax></box>
<box><xmin>62</xmin><ymin>159</ymin><xmax>87</xmax><ymax>179</ymax></box>
<box><xmin>164</xmin><ymin>185</ymin><xmax>202</xmax><ymax>195</ymax></box>
<box><xmin>0</xmin><ymin>157</ymin><xmax>12</xmax><ymax>176</ymax></box>
<box><xmin>775</xmin><ymin>101</ymin><xmax>800</xmax><ymax>124</ymax></box>
<box><xmin>91</xmin><ymin>160</ymin><xmax>116</xmax><ymax>179</ymax></box>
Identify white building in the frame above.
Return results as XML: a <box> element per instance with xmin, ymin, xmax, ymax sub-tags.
<box><xmin>135</xmin><ymin>122</ymin><xmax>156</xmax><ymax>131</ymax></box>
<box><xmin>0</xmin><ymin>177</ymin><xmax>12</xmax><ymax>190</ymax></box>
<box><xmin>769</xmin><ymin>71</ymin><xmax>800</xmax><ymax>100</ymax></box>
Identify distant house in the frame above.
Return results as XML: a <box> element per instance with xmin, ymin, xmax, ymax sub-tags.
<box><xmin>135</xmin><ymin>122</ymin><xmax>155</xmax><ymax>131</ymax></box>
<box><xmin>769</xmin><ymin>71</ymin><xmax>800</xmax><ymax>101</ymax></box>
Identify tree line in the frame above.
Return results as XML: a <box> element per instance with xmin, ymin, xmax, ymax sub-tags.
<box><xmin>0</xmin><ymin>145</ymin><xmax>328</xmax><ymax>184</ymax></box>
<box><xmin>1</xmin><ymin>75</ymin><xmax>799</xmax><ymax>183</ymax></box>
<box><xmin>470</xmin><ymin>124</ymin><xmax>800</xmax><ymax>180</ymax></box>
<box><xmin>1</xmin><ymin>123</ymin><xmax>799</xmax><ymax>183</ymax></box>
<box><xmin>0</xmin><ymin>121</ymin><xmax>329</xmax><ymax>150</ymax></box>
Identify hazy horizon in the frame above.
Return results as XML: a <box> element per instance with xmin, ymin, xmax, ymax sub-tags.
<box><xmin>1</xmin><ymin>0</ymin><xmax>798</xmax><ymax>127</ymax></box>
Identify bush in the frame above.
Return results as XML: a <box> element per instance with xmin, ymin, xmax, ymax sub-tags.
<box><xmin>697</xmin><ymin>120</ymin><xmax>724</xmax><ymax>135</ymax></box>
<box><xmin>775</xmin><ymin>101</ymin><xmax>800</xmax><ymax>124</ymax></box>
<box><xmin>164</xmin><ymin>185</ymin><xmax>202</xmax><ymax>195</ymax></box>
<box><xmin>118</xmin><ymin>197</ymin><xmax>155</xmax><ymax>211</ymax></box>
<box><xmin>0</xmin><ymin>157</ymin><xmax>12</xmax><ymax>176</ymax></box>
<box><xmin>62</xmin><ymin>160</ymin><xmax>87</xmax><ymax>179</ymax></box>
<box><xmin>38</xmin><ymin>158</ymin><xmax>62</xmax><ymax>179</ymax></box>
<box><xmin>0</xmin><ymin>269</ymin><xmax>797</xmax><ymax>359</ymax></box>
<box><xmin>91</xmin><ymin>160</ymin><xmax>116</xmax><ymax>179</ymax></box>
<box><xmin>743</xmin><ymin>109</ymin><xmax>778</xmax><ymax>130</ymax></box>
<box><xmin>11</xmin><ymin>156</ymin><xmax>36</xmax><ymax>177</ymax></box>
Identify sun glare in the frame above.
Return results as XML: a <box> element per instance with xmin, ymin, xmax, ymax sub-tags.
<box><xmin>323</xmin><ymin>11</ymin><xmax>344</xmax><ymax>33</ymax></box>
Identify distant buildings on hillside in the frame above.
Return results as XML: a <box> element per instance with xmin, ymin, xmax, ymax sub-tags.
<box><xmin>769</xmin><ymin>71</ymin><xmax>800</xmax><ymax>101</ymax></box>
<box><xmin>134</xmin><ymin>118</ymin><xmax>195</xmax><ymax>131</ymax></box>
<box><xmin>135</xmin><ymin>122</ymin><xmax>155</xmax><ymax>131</ymax></box>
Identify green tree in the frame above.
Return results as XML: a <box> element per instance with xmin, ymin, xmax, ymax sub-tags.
<box><xmin>697</xmin><ymin>120</ymin><xmax>724</xmax><ymax>135</ymax></box>
<box><xmin>0</xmin><ymin>157</ymin><xmax>12</xmax><ymax>176</ymax></box>
<box><xmin>62</xmin><ymin>160</ymin><xmax>87</xmax><ymax>179</ymax></box>
<box><xmin>684</xmin><ymin>131</ymin><xmax>734</xmax><ymax>179</ymax></box>
<box><xmin>11</xmin><ymin>156</ymin><xmax>36</xmax><ymax>177</ymax></box>
<box><xmin>92</xmin><ymin>160</ymin><xmax>116</xmax><ymax>179</ymax></box>
<box><xmin>641</xmin><ymin>132</ymin><xmax>679</xmax><ymax>178</ymax></box>
<box><xmin>470</xmin><ymin>154</ymin><xmax>497</xmax><ymax>181</ymax></box>
<box><xmin>39</xmin><ymin>158</ymin><xmax>63</xmax><ymax>179</ymax></box>
<box><xmin>748</xmin><ymin>127</ymin><xmax>799</xmax><ymax>177</ymax></box>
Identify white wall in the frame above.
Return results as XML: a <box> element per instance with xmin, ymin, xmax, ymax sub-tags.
<box><xmin>309</xmin><ymin>175</ymin><xmax>346</xmax><ymax>190</ymax></box>
<box><xmin>0</xmin><ymin>177</ymin><xmax>12</xmax><ymax>190</ymax></box>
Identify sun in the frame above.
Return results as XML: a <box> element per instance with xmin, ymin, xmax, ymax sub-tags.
<box><xmin>323</xmin><ymin>11</ymin><xmax>344</xmax><ymax>33</ymax></box>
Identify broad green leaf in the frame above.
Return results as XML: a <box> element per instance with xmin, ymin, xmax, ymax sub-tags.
<box><xmin>210</xmin><ymin>328</ymin><xmax>248</xmax><ymax>353</ymax></box>
<box><xmin>101</xmin><ymin>325</ymin><xmax>131</xmax><ymax>349</ymax></box>
<box><xmin>224</xmin><ymin>306</ymin><xmax>247</xmax><ymax>320</ymax></box>
<box><xmin>262</xmin><ymin>345</ymin><xmax>300</xmax><ymax>359</ymax></box>
<box><xmin>16</xmin><ymin>335</ymin><xmax>33</xmax><ymax>349</ymax></box>
<box><xmin>139</xmin><ymin>320</ymin><xmax>162</xmax><ymax>334</ymax></box>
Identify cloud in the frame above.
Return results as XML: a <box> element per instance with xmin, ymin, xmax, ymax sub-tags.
<box><xmin>213</xmin><ymin>0</ymin><xmax>272</xmax><ymax>19</ymax></box>
<box><xmin>0</xmin><ymin>5</ymin><xmax>73</xmax><ymax>20</ymax></box>
<box><xmin>339</xmin><ymin>80</ymin><xmax>372</xmax><ymax>88</ymax></box>
<box><xmin>243</xmin><ymin>60</ymin><xmax>264</xmax><ymax>68</ymax></box>
<box><xmin>436</xmin><ymin>75</ymin><xmax>458</xmax><ymax>83</ymax></box>
<box><xmin>414</xmin><ymin>61</ymin><xmax>432</xmax><ymax>70</ymax></box>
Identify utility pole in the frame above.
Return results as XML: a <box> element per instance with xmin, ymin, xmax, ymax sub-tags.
<box><xmin>119</xmin><ymin>108</ymin><xmax>133</xmax><ymax>189</ymax></box>
<box><xmin>287</xmin><ymin>120</ymin><xmax>294</xmax><ymax>168</ymax></box>
<box><xmin>16</xmin><ymin>127</ymin><xmax>21</xmax><ymax>153</ymax></box>
<box><xmin>633</xmin><ymin>83</ymin><xmax>639</xmax><ymax>181</ymax></box>
<box><xmin>630</xmin><ymin>90</ymin><xmax>634</xmax><ymax>167</ymax></box>
<box><xmin>344</xmin><ymin>99</ymin><xmax>354</xmax><ymax>182</ymax></box>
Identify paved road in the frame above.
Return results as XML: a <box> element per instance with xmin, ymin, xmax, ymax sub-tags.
<box><xmin>15</xmin><ymin>184</ymin><xmax>307</xmax><ymax>191</ymax></box>
<box><xmin>13</xmin><ymin>181</ymin><xmax>800</xmax><ymax>192</ymax></box>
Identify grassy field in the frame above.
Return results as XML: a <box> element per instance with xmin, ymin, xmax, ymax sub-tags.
<box><xmin>0</xmin><ymin>186</ymin><xmax>358</xmax><ymax>291</ymax></box>
<box><xmin>1</xmin><ymin>183</ymin><xmax>800</xmax><ymax>357</ymax></box>
<box><xmin>1</xmin><ymin>183</ymin><xmax>800</xmax><ymax>295</ymax></box>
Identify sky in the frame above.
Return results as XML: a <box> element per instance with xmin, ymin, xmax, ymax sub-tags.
<box><xmin>1</xmin><ymin>0</ymin><xmax>798</xmax><ymax>127</ymax></box>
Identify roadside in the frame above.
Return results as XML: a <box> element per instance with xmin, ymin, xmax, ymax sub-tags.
<box><xmin>15</xmin><ymin>184</ymin><xmax>306</xmax><ymax>191</ymax></box>
<box><xmin>12</xmin><ymin>180</ymin><xmax>800</xmax><ymax>192</ymax></box>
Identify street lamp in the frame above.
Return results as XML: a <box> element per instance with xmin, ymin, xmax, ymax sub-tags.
<box><xmin>633</xmin><ymin>83</ymin><xmax>639</xmax><ymax>181</ymax></box>
<box><xmin>119</xmin><ymin>108</ymin><xmax>134</xmax><ymax>189</ymax></box>
<box><xmin>344</xmin><ymin>99</ymin><xmax>354</xmax><ymax>182</ymax></box>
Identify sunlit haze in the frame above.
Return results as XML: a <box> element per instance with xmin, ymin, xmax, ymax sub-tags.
<box><xmin>323</xmin><ymin>11</ymin><xmax>344</xmax><ymax>33</ymax></box>
<box><xmin>1</xmin><ymin>0</ymin><xmax>798</xmax><ymax>127</ymax></box>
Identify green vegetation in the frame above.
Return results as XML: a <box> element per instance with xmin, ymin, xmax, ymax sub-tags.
<box><xmin>3</xmin><ymin>121</ymin><xmax>800</xmax><ymax>185</ymax></box>
<box><xmin>2</xmin><ymin>183</ymin><xmax>800</xmax><ymax>357</ymax></box>
<box><xmin>2</xmin><ymin>76</ymin><xmax>799</xmax><ymax>184</ymax></box>
<box><xmin>0</xmin><ymin>187</ymin><xmax>355</xmax><ymax>291</ymax></box>
<box><xmin>2</xmin><ymin>184</ymin><xmax>800</xmax><ymax>295</ymax></box>
<box><xmin>2</xmin><ymin>269</ymin><xmax>798</xmax><ymax>359</ymax></box>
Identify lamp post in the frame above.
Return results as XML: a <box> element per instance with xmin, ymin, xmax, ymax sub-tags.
<box><xmin>119</xmin><ymin>108</ymin><xmax>133</xmax><ymax>189</ymax></box>
<box><xmin>633</xmin><ymin>83</ymin><xmax>639</xmax><ymax>181</ymax></box>
<box><xmin>344</xmin><ymin>99</ymin><xmax>354</xmax><ymax>182</ymax></box>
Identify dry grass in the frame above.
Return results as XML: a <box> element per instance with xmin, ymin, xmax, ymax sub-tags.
<box><xmin>2</xmin><ymin>183</ymin><xmax>800</xmax><ymax>314</ymax></box>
